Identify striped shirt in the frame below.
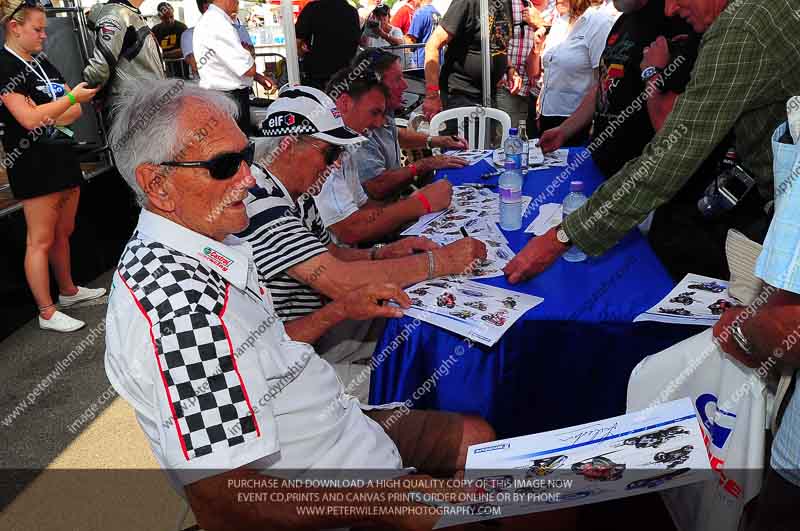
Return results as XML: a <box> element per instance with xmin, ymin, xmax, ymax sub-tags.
<box><xmin>238</xmin><ymin>164</ymin><xmax>332</xmax><ymax>320</ymax></box>
<box><xmin>505</xmin><ymin>0</ymin><xmax>535</xmax><ymax>97</ymax></box>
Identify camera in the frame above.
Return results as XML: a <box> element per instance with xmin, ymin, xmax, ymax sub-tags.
<box><xmin>366</xmin><ymin>19</ymin><xmax>379</xmax><ymax>29</ymax></box>
<box><xmin>697</xmin><ymin>163</ymin><xmax>756</xmax><ymax>217</ymax></box>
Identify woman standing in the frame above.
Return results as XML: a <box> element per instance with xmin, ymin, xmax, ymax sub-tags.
<box><xmin>534</xmin><ymin>0</ymin><xmax>617</xmax><ymax>144</ymax></box>
<box><xmin>0</xmin><ymin>0</ymin><xmax>103</xmax><ymax>332</ymax></box>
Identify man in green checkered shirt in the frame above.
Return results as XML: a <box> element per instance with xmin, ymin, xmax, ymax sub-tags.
<box><xmin>504</xmin><ymin>0</ymin><xmax>800</xmax><ymax>282</ymax></box>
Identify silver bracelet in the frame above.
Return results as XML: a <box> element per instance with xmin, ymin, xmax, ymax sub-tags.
<box><xmin>426</xmin><ymin>250</ymin><xmax>436</xmax><ymax>280</ymax></box>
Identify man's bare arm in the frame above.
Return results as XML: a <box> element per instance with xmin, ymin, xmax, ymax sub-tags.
<box><xmin>286</xmin><ymin>239</ymin><xmax>484</xmax><ymax>300</ymax></box>
<box><xmin>363</xmin><ymin>165</ymin><xmax>417</xmax><ymax>200</ymax></box>
<box><xmin>742</xmin><ymin>289</ymin><xmax>800</xmax><ymax>368</ymax></box>
<box><xmin>328</xmin><ymin>198</ymin><xmax>426</xmax><ymax>245</ymax></box>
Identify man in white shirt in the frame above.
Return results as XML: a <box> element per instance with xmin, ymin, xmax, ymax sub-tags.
<box><xmin>193</xmin><ymin>0</ymin><xmax>272</xmax><ymax>134</ymax></box>
<box><xmin>104</xmin><ymin>77</ymin><xmax>508</xmax><ymax>530</ymax></box>
<box><xmin>316</xmin><ymin>68</ymin><xmax>453</xmax><ymax>245</ymax></box>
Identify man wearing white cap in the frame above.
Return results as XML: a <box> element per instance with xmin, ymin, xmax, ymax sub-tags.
<box><xmin>239</xmin><ymin>84</ymin><xmax>486</xmax><ymax>399</ymax></box>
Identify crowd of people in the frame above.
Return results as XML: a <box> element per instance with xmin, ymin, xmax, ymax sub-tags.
<box><xmin>0</xmin><ymin>0</ymin><xmax>797</xmax><ymax>529</ymax></box>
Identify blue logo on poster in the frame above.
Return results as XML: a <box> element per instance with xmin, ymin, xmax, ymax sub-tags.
<box><xmin>696</xmin><ymin>393</ymin><xmax>736</xmax><ymax>450</ymax></box>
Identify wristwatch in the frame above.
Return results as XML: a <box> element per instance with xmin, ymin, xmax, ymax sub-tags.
<box><xmin>555</xmin><ymin>224</ymin><xmax>571</xmax><ymax>245</ymax></box>
<box><xmin>426</xmin><ymin>135</ymin><xmax>434</xmax><ymax>150</ymax></box>
<box><xmin>370</xmin><ymin>243</ymin><xmax>386</xmax><ymax>260</ymax></box>
<box><xmin>641</xmin><ymin>65</ymin><xmax>662</xmax><ymax>82</ymax></box>
<box><xmin>730</xmin><ymin>322</ymin><xmax>754</xmax><ymax>357</ymax></box>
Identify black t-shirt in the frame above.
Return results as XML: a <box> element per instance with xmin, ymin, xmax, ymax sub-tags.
<box><xmin>591</xmin><ymin>0</ymin><xmax>698</xmax><ymax>178</ymax></box>
<box><xmin>152</xmin><ymin>21</ymin><xmax>188</xmax><ymax>53</ymax></box>
<box><xmin>439</xmin><ymin>0</ymin><xmax>512</xmax><ymax>99</ymax></box>
<box><xmin>0</xmin><ymin>48</ymin><xmax>70</xmax><ymax>157</ymax></box>
<box><xmin>296</xmin><ymin>0</ymin><xmax>361</xmax><ymax>82</ymax></box>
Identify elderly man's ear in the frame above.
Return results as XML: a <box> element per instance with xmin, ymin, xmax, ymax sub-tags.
<box><xmin>136</xmin><ymin>163</ymin><xmax>176</xmax><ymax>212</ymax></box>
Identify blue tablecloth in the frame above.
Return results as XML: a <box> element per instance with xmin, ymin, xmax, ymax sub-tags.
<box><xmin>369</xmin><ymin>148</ymin><xmax>702</xmax><ymax>438</ymax></box>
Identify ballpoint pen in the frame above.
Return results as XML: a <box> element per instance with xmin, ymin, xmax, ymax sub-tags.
<box><xmin>460</xmin><ymin>227</ymin><xmax>469</xmax><ymax>238</ymax></box>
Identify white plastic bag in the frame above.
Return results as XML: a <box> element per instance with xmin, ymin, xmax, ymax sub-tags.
<box><xmin>627</xmin><ymin>329</ymin><xmax>767</xmax><ymax>531</ymax></box>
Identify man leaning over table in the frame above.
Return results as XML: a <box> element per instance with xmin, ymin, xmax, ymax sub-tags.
<box><xmin>316</xmin><ymin>67</ymin><xmax>455</xmax><ymax>245</ymax></box>
<box><xmin>350</xmin><ymin>49</ymin><xmax>471</xmax><ymax>201</ymax></box>
<box><xmin>503</xmin><ymin>0</ymin><xmax>800</xmax><ymax>283</ymax></box>
<box><xmin>102</xmin><ymin>77</ymin><xmax>546</xmax><ymax>531</ymax></box>
<box><xmin>711</xmin><ymin>127</ymin><xmax>800</xmax><ymax>531</ymax></box>
<box><xmin>237</xmin><ymin>85</ymin><xmax>486</xmax><ymax>400</ymax></box>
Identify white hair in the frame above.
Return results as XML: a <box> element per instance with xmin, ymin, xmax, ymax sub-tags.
<box><xmin>108</xmin><ymin>78</ymin><xmax>238</xmax><ymax>205</ymax></box>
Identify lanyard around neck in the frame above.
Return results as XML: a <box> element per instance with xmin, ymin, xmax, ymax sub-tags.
<box><xmin>4</xmin><ymin>45</ymin><xmax>56</xmax><ymax>101</ymax></box>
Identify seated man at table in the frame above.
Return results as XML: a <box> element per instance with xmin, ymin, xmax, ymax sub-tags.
<box><xmin>349</xmin><ymin>49</ymin><xmax>470</xmax><ymax>201</ymax></box>
<box><xmin>239</xmin><ymin>85</ymin><xmax>487</xmax><ymax>398</ymax></box>
<box><xmin>103</xmin><ymin>78</ymin><xmax>515</xmax><ymax>531</ymax></box>
<box><xmin>317</xmin><ymin>68</ymin><xmax>454</xmax><ymax>245</ymax></box>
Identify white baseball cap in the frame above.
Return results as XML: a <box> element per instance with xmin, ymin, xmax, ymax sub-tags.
<box><xmin>260</xmin><ymin>85</ymin><xmax>366</xmax><ymax>146</ymax></box>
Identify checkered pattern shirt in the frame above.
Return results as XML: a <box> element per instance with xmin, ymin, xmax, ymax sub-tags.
<box><xmin>563</xmin><ymin>0</ymin><xmax>800</xmax><ymax>256</ymax></box>
<box><xmin>505</xmin><ymin>0</ymin><xmax>535</xmax><ymax>97</ymax></box>
<box><xmin>105</xmin><ymin>210</ymin><xmax>404</xmax><ymax>485</ymax></box>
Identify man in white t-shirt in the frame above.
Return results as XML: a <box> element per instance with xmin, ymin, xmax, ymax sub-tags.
<box><xmin>105</xmin><ymin>78</ymin><xmax>505</xmax><ymax>530</ymax></box>
<box><xmin>315</xmin><ymin>68</ymin><xmax>453</xmax><ymax>245</ymax></box>
<box><xmin>193</xmin><ymin>0</ymin><xmax>272</xmax><ymax>134</ymax></box>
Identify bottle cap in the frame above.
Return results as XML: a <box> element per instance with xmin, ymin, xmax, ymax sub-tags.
<box><xmin>569</xmin><ymin>181</ymin><xmax>584</xmax><ymax>192</ymax></box>
<box><xmin>509</xmin><ymin>128</ymin><xmax>518</xmax><ymax>136</ymax></box>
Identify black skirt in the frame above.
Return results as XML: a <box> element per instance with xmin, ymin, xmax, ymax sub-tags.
<box><xmin>5</xmin><ymin>138</ymin><xmax>82</xmax><ymax>200</ymax></box>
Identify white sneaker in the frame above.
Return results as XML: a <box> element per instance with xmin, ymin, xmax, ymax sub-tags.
<box><xmin>39</xmin><ymin>311</ymin><xmax>85</xmax><ymax>332</ymax></box>
<box><xmin>58</xmin><ymin>286</ymin><xmax>107</xmax><ymax>307</ymax></box>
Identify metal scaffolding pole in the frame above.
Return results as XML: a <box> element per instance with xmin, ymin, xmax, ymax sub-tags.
<box><xmin>480</xmin><ymin>0</ymin><xmax>491</xmax><ymax>108</ymax></box>
<box><xmin>281</xmin><ymin>0</ymin><xmax>300</xmax><ymax>85</ymax></box>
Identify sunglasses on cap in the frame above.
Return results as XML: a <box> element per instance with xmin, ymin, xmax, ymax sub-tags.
<box><xmin>303</xmin><ymin>138</ymin><xmax>344</xmax><ymax>166</ymax></box>
<box><xmin>7</xmin><ymin>0</ymin><xmax>41</xmax><ymax>21</ymax></box>
<box><xmin>160</xmin><ymin>141</ymin><xmax>255</xmax><ymax>180</ymax></box>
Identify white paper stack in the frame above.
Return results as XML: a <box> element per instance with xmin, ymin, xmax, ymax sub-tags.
<box><xmin>634</xmin><ymin>273</ymin><xmax>739</xmax><ymax>326</ymax></box>
<box><xmin>433</xmin><ymin>398</ymin><xmax>711</xmax><ymax>528</ymax></box>
<box><xmin>403</xmin><ymin>278</ymin><xmax>543</xmax><ymax>346</ymax></box>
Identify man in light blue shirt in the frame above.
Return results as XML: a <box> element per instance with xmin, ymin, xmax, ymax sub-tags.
<box><xmin>713</xmin><ymin>120</ymin><xmax>799</xmax><ymax>531</ymax></box>
<box><xmin>406</xmin><ymin>0</ymin><xmax>440</xmax><ymax>68</ymax></box>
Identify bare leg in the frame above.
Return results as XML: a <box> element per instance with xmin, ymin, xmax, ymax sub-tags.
<box><xmin>49</xmin><ymin>187</ymin><xmax>80</xmax><ymax>297</ymax></box>
<box><xmin>22</xmin><ymin>193</ymin><xmax>61</xmax><ymax>319</ymax></box>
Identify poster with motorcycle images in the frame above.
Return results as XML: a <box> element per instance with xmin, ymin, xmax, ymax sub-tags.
<box><xmin>417</xmin><ymin>220</ymin><xmax>516</xmax><ymax>279</ymax></box>
<box><xmin>633</xmin><ymin>273</ymin><xmax>738</xmax><ymax>326</ymax></box>
<box><xmin>402</xmin><ymin>278</ymin><xmax>543</xmax><ymax>346</ymax></box>
<box><xmin>431</xmin><ymin>398</ymin><xmax>712</xmax><ymax>529</ymax></box>
<box><xmin>401</xmin><ymin>186</ymin><xmax>533</xmax><ymax>236</ymax></box>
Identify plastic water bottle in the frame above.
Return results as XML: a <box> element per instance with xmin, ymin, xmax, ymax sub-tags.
<box><xmin>503</xmin><ymin>128</ymin><xmax>524</xmax><ymax>170</ymax></box>
<box><xmin>562</xmin><ymin>181</ymin><xmax>588</xmax><ymax>262</ymax></box>
<box><xmin>519</xmin><ymin>120</ymin><xmax>529</xmax><ymax>173</ymax></box>
<box><xmin>499</xmin><ymin>160</ymin><xmax>523</xmax><ymax>230</ymax></box>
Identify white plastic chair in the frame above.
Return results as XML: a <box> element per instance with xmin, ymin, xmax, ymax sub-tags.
<box><xmin>428</xmin><ymin>106</ymin><xmax>512</xmax><ymax>151</ymax></box>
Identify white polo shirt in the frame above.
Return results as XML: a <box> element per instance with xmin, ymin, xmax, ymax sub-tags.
<box><xmin>539</xmin><ymin>8</ymin><xmax>618</xmax><ymax>117</ymax></box>
<box><xmin>182</xmin><ymin>22</ymin><xmax>250</xmax><ymax>59</ymax></box>
<box><xmin>314</xmin><ymin>154</ymin><xmax>369</xmax><ymax>229</ymax></box>
<box><xmin>104</xmin><ymin>210</ymin><xmax>404</xmax><ymax>486</ymax></box>
<box><xmin>193</xmin><ymin>4</ymin><xmax>254</xmax><ymax>90</ymax></box>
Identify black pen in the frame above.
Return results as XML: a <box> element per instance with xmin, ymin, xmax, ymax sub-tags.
<box><xmin>460</xmin><ymin>227</ymin><xmax>469</xmax><ymax>238</ymax></box>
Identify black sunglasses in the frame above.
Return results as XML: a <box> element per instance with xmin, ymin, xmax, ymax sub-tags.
<box><xmin>303</xmin><ymin>139</ymin><xmax>344</xmax><ymax>166</ymax></box>
<box><xmin>7</xmin><ymin>0</ymin><xmax>40</xmax><ymax>22</ymax></box>
<box><xmin>159</xmin><ymin>142</ymin><xmax>255</xmax><ymax>180</ymax></box>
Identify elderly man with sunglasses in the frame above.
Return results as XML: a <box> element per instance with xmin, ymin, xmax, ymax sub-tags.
<box><xmin>238</xmin><ymin>85</ymin><xmax>486</xmax><ymax>400</ymax></box>
<box><xmin>103</xmin><ymin>78</ymin><xmax>504</xmax><ymax>531</ymax></box>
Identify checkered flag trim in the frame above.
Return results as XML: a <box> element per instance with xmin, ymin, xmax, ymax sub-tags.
<box><xmin>118</xmin><ymin>236</ymin><xmax>260</xmax><ymax>460</ymax></box>
<box><xmin>265</xmin><ymin>123</ymin><xmax>317</xmax><ymax>136</ymax></box>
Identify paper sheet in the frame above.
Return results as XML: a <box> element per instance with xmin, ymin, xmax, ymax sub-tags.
<box><xmin>402</xmin><ymin>186</ymin><xmax>531</xmax><ymax>279</ymax></box>
<box><xmin>447</xmin><ymin>149</ymin><xmax>494</xmax><ymax>165</ymax></box>
<box><xmin>432</xmin><ymin>398</ymin><xmax>711</xmax><ymax>528</ymax></box>
<box><xmin>524</xmin><ymin>203</ymin><xmax>562</xmax><ymax>235</ymax></box>
<box><xmin>403</xmin><ymin>279</ymin><xmax>543</xmax><ymax>346</ymax></box>
<box><xmin>633</xmin><ymin>273</ymin><xmax>738</xmax><ymax>326</ymax></box>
